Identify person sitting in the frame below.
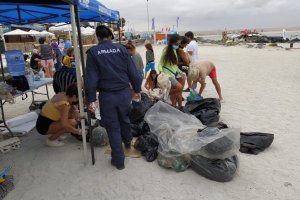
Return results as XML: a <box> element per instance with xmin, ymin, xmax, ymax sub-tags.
<box><xmin>158</xmin><ymin>34</ymin><xmax>184</xmax><ymax>108</ymax></box>
<box><xmin>188</xmin><ymin>60</ymin><xmax>224</xmax><ymax>102</ymax></box>
<box><xmin>36</xmin><ymin>84</ymin><xmax>81</xmax><ymax>147</ymax></box>
<box><xmin>144</xmin><ymin>70</ymin><xmax>158</xmax><ymax>90</ymax></box>
<box><xmin>30</xmin><ymin>49</ymin><xmax>41</xmax><ymax>71</ymax></box>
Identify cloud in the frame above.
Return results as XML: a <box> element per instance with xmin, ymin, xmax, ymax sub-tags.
<box><xmin>101</xmin><ymin>0</ymin><xmax>300</xmax><ymax>31</ymax></box>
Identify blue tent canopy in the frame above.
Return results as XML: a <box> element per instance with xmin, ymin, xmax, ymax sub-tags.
<box><xmin>0</xmin><ymin>0</ymin><xmax>120</xmax><ymax>24</ymax></box>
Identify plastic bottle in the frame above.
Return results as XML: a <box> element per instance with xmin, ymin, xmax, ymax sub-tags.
<box><xmin>30</xmin><ymin>68</ymin><xmax>34</xmax><ymax>83</ymax></box>
<box><xmin>38</xmin><ymin>68</ymin><xmax>45</xmax><ymax>78</ymax></box>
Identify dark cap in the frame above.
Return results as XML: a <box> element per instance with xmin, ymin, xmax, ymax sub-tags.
<box><xmin>96</xmin><ymin>25</ymin><xmax>114</xmax><ymax>40</ymax></box>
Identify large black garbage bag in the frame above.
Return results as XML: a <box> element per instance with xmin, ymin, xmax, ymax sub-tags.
<box><xmin>131</xmin><ymin>120</ymin><xmax>150</xmax><ymax>137</ymax></box>
<box><xmin>183</xmin><ymin>98</ymin><xmax>221</xmax><ymax>125</ymax></box>
<box><xmin>134</xmin><ymin>133</ymin><xmax>159</xmax><ymax>162</ymax></box>
<box><xmin>240</xmin><ymin>132</ymin><xmax>274</xmax><ymax>155</ymax></box>
<box><xmin>129</xmin><ymin>93</ymin><xmax>156</xmax><ymax>123</ymax></box>
<box><xmin>196</xmin><ymin>127</ymin><xmax>239</xmax><ymax>159</ymax></box>
<box><xmin>191</xmin><ymin>155</ymin><xmax>238</xmax><ymax>182</ymax></box>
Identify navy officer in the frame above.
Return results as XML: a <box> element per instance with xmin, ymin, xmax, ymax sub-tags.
<box><xmin>85</xmin><ymin>25</ymin><xmax>142</xmax><ymax>170</ymax></box>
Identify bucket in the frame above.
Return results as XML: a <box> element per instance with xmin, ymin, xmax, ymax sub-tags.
<box><xmin>4</xmin><ymin>50</ymin><xmax>26</xmax><ymax>76</ymax></box>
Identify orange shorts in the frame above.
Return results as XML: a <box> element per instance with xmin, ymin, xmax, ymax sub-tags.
<box><xmin>209</xmin><ymin>66</ymin><xmax>217</xmax><ymax>79</ymax></box>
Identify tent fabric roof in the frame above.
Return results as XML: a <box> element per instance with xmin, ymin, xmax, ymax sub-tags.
<box><xmin>4</xmin><ymin>29</ymin><xmax>31</xmax><ymax>35</ymax></box>
<box><xmin>0</xmin><ymin>1</ymin><xmax>120</xmax><ymax>25</ymax></box>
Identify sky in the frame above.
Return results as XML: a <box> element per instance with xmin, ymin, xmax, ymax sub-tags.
<box><xmin>100</xmin><ymin>0</ymin><xmax>300</xmax><ymax>32</ymax></box>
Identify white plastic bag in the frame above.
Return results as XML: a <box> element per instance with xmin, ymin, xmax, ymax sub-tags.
<box><xmin>144</xmin><ymin>101</ymin><xmax>240</xmax><ymax>159</ymax></box>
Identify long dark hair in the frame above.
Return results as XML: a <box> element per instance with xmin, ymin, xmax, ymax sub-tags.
<box><xmin>162</xmin><ymin>34</ymin><xmax>180</xmax><ymax>66</ymax></box>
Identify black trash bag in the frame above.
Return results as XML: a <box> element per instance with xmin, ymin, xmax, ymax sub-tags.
<box><xmin>183</xmin><ymin>98</ymin><xmax>221</xmax><ymax>125</ymax></box>
<box><xmin>240</xmin><ymin>132</ymin><xmax>274</xmax><ymax>155</ymax></box>
<box><xmin>209</xmin><ymin>122</ymin><xmax>228</xmax><ymax>129</ymax></box>
<box><xmin>131</xmin><ymin>120</ymin><xmax>150</xmax><ymax>137</ymax></box>
<box><xmin>191</xmin><ymin>155</ymin><xmax>238</xmax><ymax>182</ymax></box>
<box><xmin>129</xmin><ymin>93</ymin><xmax>156</xmax><ymax>123</ymax></box>
<box><xmin>197</xmin><ymin>127</ymin><xmax>235</xmax><ymax>156</ymax></box>
<box><xmin>134</xmin><ymin>133</ymin><xmax>159</xmax><ymax>162</ymax></box>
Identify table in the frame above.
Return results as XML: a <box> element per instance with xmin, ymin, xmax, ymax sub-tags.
<box><xmin>0</xmin><ymin>78</ymin><xmax>53</xmax><ymax>136</ymax></box>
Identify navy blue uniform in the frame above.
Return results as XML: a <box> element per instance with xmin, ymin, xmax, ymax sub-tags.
<box><xmin>85</xmin><ymin>40</ymin><xmax>142</xmax><ymax>167</ymax></box>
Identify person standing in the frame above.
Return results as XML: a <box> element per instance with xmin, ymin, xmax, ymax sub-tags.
<box><xmin>85</xmin><ymin>25</ymin><xmax>142</xmax><ymax>170</ymax></box>
<box><xmin>38</xmin><ymin>37</ymin><xmax>54</xmax><ymax>78</ymax></box>
<box><xmin>145</xmin><ymin>43</ymin><xmax>155</xmax><ymax>78</ymax></box>
<box><xmin>51</xmin><ymin>41</ymin><xmax>62</xmax><ymax>72</ymax></box>
<box><xmin>177</xmin><ymin>36</ymin><xmax>191</xmax><ymax>101</ymax></box>
<box><xmin>184</xmin><ymin>31</ymin><xmax>199</xmax><ymax>92</ymax></box>
<box><xmin>188</xmin><ymin>60</ymin><xmax>223</xmax><ymax>101</ymax></box>
<box><xmin>125</xmin><ymin>42</ymin><xmax>144</xmax><ymax>81</ymax></box>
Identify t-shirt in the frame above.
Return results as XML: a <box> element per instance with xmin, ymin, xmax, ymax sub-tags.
<box><xmin>186</xmin><ymin>40</ymin><xmax>199</xmax><ymax>63</ymax></box>
<box><xmin>63</xmin><ymin>56</ymin><xmax>75</xmax><ymax>68</ymax></box>
<box><xmin>146</xmin><ymin>50</ymin><xmax>155</xmax><ymax>64</ymax></box>
<box><xmin>157</xmin><ymin>47</ymin><xmax>182</xmax><ymax>78</ymax></box>
<box><xmin>190</xmin><ymin>60</ymin><xmax>214</xmax><ymax>82</ymax></box>
<box><xmin>40</xmin><ymin>44</ymin><xmax>53</xmax><ymax>60</ymax></box>
<box><xmin>132</xmin><ymin>52</ymin><xmax>144</xmax><ymax>72</ymax></box>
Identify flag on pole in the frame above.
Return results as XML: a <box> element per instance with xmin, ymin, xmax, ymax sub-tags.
<box><xmin>282</xmin><ymin>29</ymin><xmax>287</xmax><ymax>40</ymax></box>
<box><xmin>176</xmin><ymin>16</ymin><xmax>179</xmax><ymax>28</ymax></box>
<box><xmin>152</xmin><ymin>17</ymin><xmax>155</xmax><ymax>30</ymax></box>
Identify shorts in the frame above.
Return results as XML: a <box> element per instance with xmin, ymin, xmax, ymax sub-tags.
<box><xmin>145</xmin><ymin>62</ymin><xmax>155</xmax><ymax>72</ymax></box>
<box><xmin>41</xmin><ymin>59</ymin><xmax>54</xmax><ymax>68</ymax></box>
<box><xmin>209</xmin><ymin>66</ymin><xmax>217</xmax><ymax>79</ymax></box>
<box><xmin>36</xmin><ymin>114</ymin><xmax>55</xmax><ymax>135</ymax></box>
<box><xmin>169</xmin><ymin>76</ymin><xmax>179</xmax><ymax>87</ymax></box>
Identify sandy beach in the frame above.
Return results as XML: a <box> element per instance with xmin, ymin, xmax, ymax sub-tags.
<box><xmin>1</xmin><ymin>43</ymin><xmax>300</xmax><ymax>200</ymax></box>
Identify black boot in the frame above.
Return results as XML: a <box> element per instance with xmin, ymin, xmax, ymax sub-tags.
<box><xmin>111</xmin><ymin>160</ymin><xmax>125</xmax><ymax>170</ymax></box>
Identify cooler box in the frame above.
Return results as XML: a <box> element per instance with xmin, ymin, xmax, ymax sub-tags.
<box><xmin>5</xmin><ymin>50</ymin><xmax>26</xmax><ymax>76</ymax></box>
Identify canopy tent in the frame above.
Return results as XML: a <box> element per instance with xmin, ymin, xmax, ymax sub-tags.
<box><xmin>0</xmin><ymin>0</ymin><xmax>119</xmax><ymax>24</ymax></box>
<box><xmin>49</xmin><ymin>24</ymin><xmax>72</xmax><ymax>32</ymax></box>
<box><xmin>0</xmin><ymin>0</ymin><xmax>120</xmax><ymax>165</ymax></box>
<box><xmin>40</xmin><ymin>30</ymin><xmax>55</xmax><ymax>36</ymax></box>
<box><xmin>28</xmin><ymin>29</ymin><xmax>42</xmax><ymax>36</ymax></box>
<box><xmin>4</xmin><ymin>29</ymin><xmax>31</xmax><ymax>35</ymax></box>
<box><xmin>49</xmin><ymin>24</ymin><xmax>88</xmax><ymax>33</ymax></box>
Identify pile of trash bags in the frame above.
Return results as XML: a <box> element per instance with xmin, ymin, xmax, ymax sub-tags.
<box><xmin>145</xmin><ymin>101</ymin><xmax>240</xmax><ymax>182</ymax></box>
<box><xmin>127</xmin><ymin>93</ymin><xmax>274</xmax><ymax>182</ymax></box>
<box><xmin>183</xmin><ymin>98</ymin><xmax>221</xmax><ymax>125</ymax></box>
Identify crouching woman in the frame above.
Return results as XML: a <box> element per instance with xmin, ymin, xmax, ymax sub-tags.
<box><xmin>36</xmin><ymin>84</ymin><xmax>81</xmax><ymax>147</ymax></box>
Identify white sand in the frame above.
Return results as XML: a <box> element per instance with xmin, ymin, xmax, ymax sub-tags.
<box><xmin>1</xmin><ymin>43</ymin><xmax>300</xmax><ymax>200</ymax></box>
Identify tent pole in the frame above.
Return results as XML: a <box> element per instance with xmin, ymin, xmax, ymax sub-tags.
<box><xmin>74</xmin><ymin>4</ymin><xmax>95</xmax><ymax>165</ymax></box>
<box><xmin>17</xmin><ymin>5</ymin><xmax>21</xmax><ymax>24</ymax></box>
<box><xmin>74</xmin><ymin>4</ymin><xmax>86</xmax><ymax>78</ymax></box>
<box><xmin>70</xmin><ymin>4</ymin><xmax>88</xmax><ymax>164</ymax></box>
<box><xmin>0</xmin><ymin>54</ymin><xmax>4</xmax><ymax>81</ymax></box>
<box><xmin>118</xmin><ymin>20</ymin><xmax>121</xmax><ymax>44</ymax></box>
